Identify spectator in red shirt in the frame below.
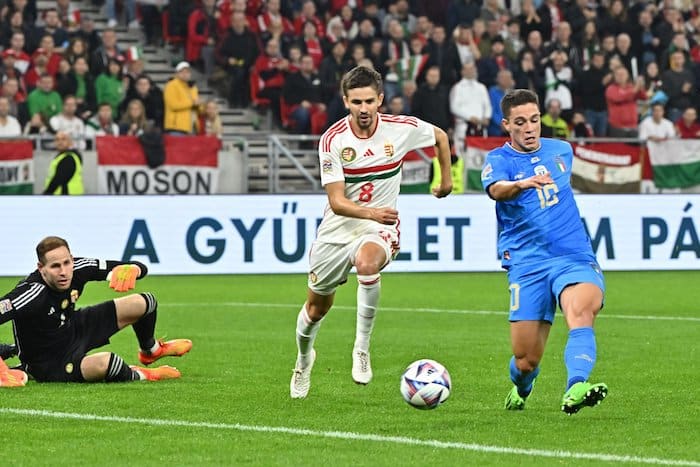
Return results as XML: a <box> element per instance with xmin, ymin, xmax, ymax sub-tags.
<box><xmin>675</xmin><ymin>107</ymin><xmax>700</xmax><ymax>139</ymax></box>
<box><xmin>294</xmin><ymin>0</ymin><xmax>324</xmax><ymax>39</ymax></box>
<box><xmin>186</xmin><ymin>0</ymin><xmax>219</xmax><ymax>77</ymax></box>
<box><xmin>605</xmin><ymin>65</ymin><xmax>647</xmax><ymax>137</ymax></box>
<box><xmin>301</xmin><ymin>20</ymin><xmax>324</xmax><ymax>69</ymax></box>
<box><xmin>252</xmin><ymin>38</ymin><xmax>289</xmax><ymax>123</ymax></box>
<box><xmin>256</xmin><ymin>0</ymin><xmax>293</xmax><ymax>37</ymax></box>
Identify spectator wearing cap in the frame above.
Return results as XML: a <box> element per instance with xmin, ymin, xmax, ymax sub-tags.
<box><xmin>24</xmin><ymin>49</ymin><xmax>52</xmax><ymax>90</ymax></box>
<box><xmin>0</xmin><ymin>50</ymin><xmax>29</xmax><ymax>101</ymax></box>
<box><xmin>95</xmin><ymin>57</ymin><xmax>126</xmax><ymax>118</ymax></box>
<box><xmin>164</xmin><ymin>62</ymin><xmax>203</xmax><ymax>134</ymax></box>
<box><xmin>27</xmin><ymin>74</ymin><xmax>62</xmax><ymax>120</ymax></box>
<box><xmin>36</xmin><ymin>34</ymin><xmax>65</xmax><ymax>76</ymax></box>
<box><xmin>3</xmin><ymin>32</ymin><xmax>31</xmax><ymax>73</ymax></box>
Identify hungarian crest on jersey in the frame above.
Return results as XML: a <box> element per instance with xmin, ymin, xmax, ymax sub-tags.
<box><xmin>383</xmin><ymin>141</ymin><xmax>394</xmax><ymax>158</ymax></box>
<box><xmin>341</xmin><ymin>147</ymin><xmax>356</xmax><ymax>162</ymax></box>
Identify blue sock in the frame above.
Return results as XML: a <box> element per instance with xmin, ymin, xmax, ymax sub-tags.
<box><xmin>564</xmin><ymin>327</ymin><xmax>597</xmax><ymax>390</ymax></box>
<box><xmin>509</xmin><ymin>356</ymin><xmax>539</xmax><ymax>398</ymax></box>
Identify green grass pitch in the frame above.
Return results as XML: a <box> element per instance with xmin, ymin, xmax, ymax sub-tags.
<box><xmin>0</xmin><ymin>271</ymin><xmax>698</xmax><ymax>466</ymax></box>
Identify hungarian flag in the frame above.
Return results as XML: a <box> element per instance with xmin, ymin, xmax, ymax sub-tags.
<box><xmin>96</xmin><ymin>135</ymin><xmax>221</xmax><ymax>194</ymax></box>
<box><xmin>0</xmin><ymin>140</ymin><xmax>34</xmax><ymax>194</ymax></box>
<box><xmin>647</xmin><ymin>139</ymin><xmax>700</xmax><ymax>189</ymax></box>
<box><xmin>570</xmin><ymin>142</ymin><xmax>642</xmax><ymax>193</ymax></box>
<box><xmin>465</xmin><ymin>137</ymin><xmax>508</xmax><ymax>191</ymax></box>
<box><xmin>400</xmin><ymin>146</ymin><xmax>434</xmax><ymax>194</ymax></box>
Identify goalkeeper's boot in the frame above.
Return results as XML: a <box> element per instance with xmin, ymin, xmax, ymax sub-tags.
<box><xmin>138</xmin><ymin>338</ymin><xmax>192</xmax><ymax>366</ymax></box>
<box><xmin>130</xmin><ymin>365</ymin><xmax>181</xmax><ymax>381</ymax></box>
<box><xmin>351</xmin><ymin>349</ymin><xmax>372</xmax><ymax>385</ymax></box>
<box><xmin>561</xmin><ymin>381</ymin><xmax>608</xmax><ymax>415</ymax></box>
<box><xmin>0</xmin><ymin>368</ymin><xmax>27</xmax><ymax>387</ymax></box>
<box><xmin>0</xmin><ymin>343</ymin><xmax>17</xmax><ymax>360</ymax></box>
<box><xmin>290</xmin><ymin>349</ymin><xmax>315</xmax><ymax>399</ymax></box>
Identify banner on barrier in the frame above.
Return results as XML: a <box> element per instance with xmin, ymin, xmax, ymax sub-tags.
<box><xmin>0</xmin><ymin>195</ymin><xmax>698</xmax><ymax>275</ymax></box>
<box><xmin>96</xmin><ymin>135</ymin><xmax>221</xmax><ymax>194</ymax></box>
<box><xmin>0</xmin><ymin>140</ymin><xmax>34</xmax><ymax>194</ymax></box>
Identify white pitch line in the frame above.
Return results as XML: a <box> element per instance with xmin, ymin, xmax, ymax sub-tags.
<box><xmin>163</xmin><ymin>301</ymin><xmax>700</xmax><ymax>322</ymax></box>
<box><xmin>0</xmin><ymin>408</ymin><xmax>698</xmax><ymax>466</ymax></box>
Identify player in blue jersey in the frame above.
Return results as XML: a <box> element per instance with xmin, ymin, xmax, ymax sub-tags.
<box><xmin>481</xmin><ymin>89</ymin><xmax>608</xmax><ymax>415</ymax></box>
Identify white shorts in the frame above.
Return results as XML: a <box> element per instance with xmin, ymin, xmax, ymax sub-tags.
<box><xmin>308</xmin><ymin>231</ymin><xmax>398</xmax><ymax>295</ymax></box>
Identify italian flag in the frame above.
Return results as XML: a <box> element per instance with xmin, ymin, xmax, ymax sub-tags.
<box><xmin>0</xmin><ymin>140</ymin><xmax>34</xmax><ymax>194</ymax></box>
<box><xmin>647</xmin><ymin>139</ymin><xmax>700</xmax><ymax>189</ymax></box>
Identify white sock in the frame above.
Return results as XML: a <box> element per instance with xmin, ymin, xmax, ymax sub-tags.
<box><xmin>354</xmin><ymin>274</ymin><xmax>381</xmax><ymax>352</ymax></box>
<box><xmin>295</xmin><ymin>304</ymin><xmax>321</xmax><ymax>368</ymax></box>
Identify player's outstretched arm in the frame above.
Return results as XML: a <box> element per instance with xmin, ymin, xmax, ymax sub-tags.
<box><xmin>488</xmin><ymin>174</ymin><xmax>554</xmax><ymax>201</ymax></box>
<box><xmin>325</xmin><ymin>182</ymin><xmax>398</xmax><ymax>225</ymax></box>
<box><xmin>431</xmin><ymin>126</ymin><xmax>453</xmax><ymax>198</ymax></box>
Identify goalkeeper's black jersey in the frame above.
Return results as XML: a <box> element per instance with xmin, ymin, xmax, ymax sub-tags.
<box><xmin>0</xmin><ymin>257</ymin><xmax>123</xmax><ymax>365</ymax></box>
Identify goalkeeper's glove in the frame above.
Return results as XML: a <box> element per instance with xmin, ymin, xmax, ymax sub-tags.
<box><xmin>108</xmin><ymin>264</ymin><xmax>140</xmax><ymax>292</ymax></box>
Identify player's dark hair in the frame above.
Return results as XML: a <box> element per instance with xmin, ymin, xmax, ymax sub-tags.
<box><xmin>341</xmin><ymin>66</ymin><xmax>383</xmax><ymax>97</ymax></box>
<box><xmin>36</xmin><ymin>236</ymin><xmax>70</xmax><ymax>263</ymax></box>
<box><xmin>501</xmin><ymin>89</ymin><xmax>539</xmax><ymax>120</ymax></box>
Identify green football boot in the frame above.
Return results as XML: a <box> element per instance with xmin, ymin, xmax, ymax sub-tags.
<box><xmin>504</xmin><ymin>381</ymin><xmax>535</xmax><ymax>410</ymax></box>
<box><xmin>561</xmin><ymin>381</ymin><xmax>608</xmax><ymax>415</ymax></box>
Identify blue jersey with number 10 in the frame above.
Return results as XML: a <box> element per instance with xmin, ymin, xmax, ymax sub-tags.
<box><xmin>481</xmin><ymin>137</ymin><xmax>594</xmax><ymax>269</ymax></box>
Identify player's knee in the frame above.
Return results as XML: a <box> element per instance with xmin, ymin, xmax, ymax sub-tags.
<box><xmin>515</xmin><ymin>356</ymin><xmax>539</xmax><ymax>373</ymax></box>
<box><xmin>354</xmin><ymin>257</ymin><xmax>382</xmax><ymax>275</ymax></box>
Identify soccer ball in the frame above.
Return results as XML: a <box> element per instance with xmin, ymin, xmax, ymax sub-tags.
<box><xmin>400</xmin><ymin>359</ymin><xmax>451</xmax><ymax>410</ymax></box>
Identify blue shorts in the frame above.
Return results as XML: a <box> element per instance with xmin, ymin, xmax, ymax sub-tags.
<box><xmin>506</xmin><ymin>254</ymin><xmax>605</xmax><ymax>323</ymax></box>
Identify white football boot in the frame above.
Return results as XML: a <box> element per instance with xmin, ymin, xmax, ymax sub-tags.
<box><xmin>352</xmin><ymin>349</ymin><xmax>372</xmax><ymax>385</ymax></box>
<box><xmin>290</xmin><ymin>349</ymin><xmax>316</xmax><ymax>399</ymax></box>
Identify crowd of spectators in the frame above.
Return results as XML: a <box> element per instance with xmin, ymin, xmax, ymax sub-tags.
<box><xmin>166</xmin><ymin>0</ymin><xmax>700</xmax><ymax>144</ymax></box>
<box><xmin>4</xmin><ymin>0</ymin><xmax>700</xmax><ymax>146</ymax></box>
<box><xmin>0</xmin><ymin>0</ymin><xmax>222</xmax><ymax>143</ymax></box>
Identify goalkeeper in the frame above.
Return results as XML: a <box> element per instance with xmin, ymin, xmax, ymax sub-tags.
<box><xmin>0</xmin><ymin>235</ymin><xmax>192</xmax><ymax>387</ymax></box>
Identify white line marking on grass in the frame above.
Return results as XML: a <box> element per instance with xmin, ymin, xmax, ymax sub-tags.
<box><xmin>165</xmin><ymin>301</ymin><xmax>700</xmax><ymax>322</ymax></box>
<box><xmin>1</xmin><ymin>408</ymin><xmax>698</xmax><ymax>466</ymax></box>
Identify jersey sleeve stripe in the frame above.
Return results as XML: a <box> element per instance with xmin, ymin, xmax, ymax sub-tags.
<box><xmin>321</xmin><ymin>120</ymin><xmax>347</xmax><ymax>152</ymax></box>
<box><xmin>380</xmin><ymin>114</ymin><xmax>418</xmax><ymax>127</ymax></box>
<box><xmin>11</xmin><ymin>282</ymin><xmax>45</xmax><ymax>310</ymax></box>
<box><xmin>73</xmin><ymin>258</ymin><xmax>98</xmax><ymax>270</ymax></box>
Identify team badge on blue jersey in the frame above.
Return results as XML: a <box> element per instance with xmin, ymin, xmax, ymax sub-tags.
<box><xmin>555</xmin><ymin>156</ymin><xmax>567</xmax><ymax>172</ymax></box>
<box><xmin>481</xmin><ymin>163</ymin><xmax>493</xmax><ymax>180</ymax></box>
<box><xmin>534</xmin><ymin>165</ymin><xmax>548</xmax><ymax>176</ymax></box>
<box><xmin>530</xmin><ymin>156</ymin><xmax>540</xmax><ymax>163</ymax></box>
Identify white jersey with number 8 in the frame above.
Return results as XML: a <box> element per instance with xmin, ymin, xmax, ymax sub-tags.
<box><xmin>316</xmin><ymin>113</ymin><xmax>436</xmax><ymax>244</ymax></box>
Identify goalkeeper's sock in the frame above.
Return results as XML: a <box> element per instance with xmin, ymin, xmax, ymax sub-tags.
<box><xmin>104</xmin><ymin>353</ymin><xmax>141</xmax><ymax>382</ymax></box>
<box><xmin>133</xmin><ymin>292</ymin><xmax>158</xmax><ymax>352</ymax></box>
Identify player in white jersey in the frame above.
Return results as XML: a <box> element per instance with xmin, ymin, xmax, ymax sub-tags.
<box><xmin>290</xmin><ymin>66</ymin><xmax>453</xmax><ymax>399</ymax></box>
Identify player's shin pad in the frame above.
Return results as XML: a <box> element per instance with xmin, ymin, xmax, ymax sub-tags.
<box><xmin>109</xmin><ymin>264</ymin><xmax>140</xmax><ymax>292</ymax></box>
